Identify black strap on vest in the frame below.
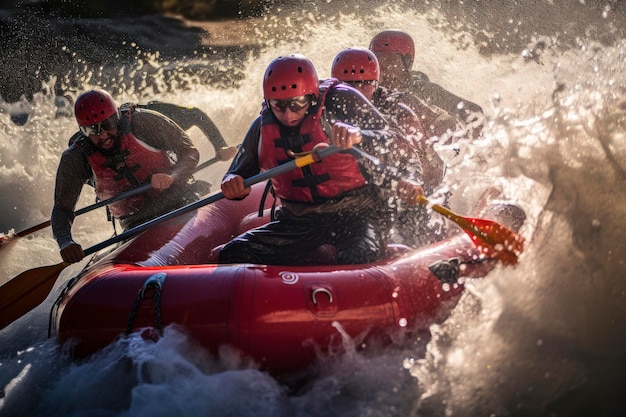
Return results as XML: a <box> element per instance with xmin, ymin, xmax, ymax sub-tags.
<box><xmin>100</xmin><ymin>148</ymin><xmax>143</xmax><ymax>187</ymax></box>
<box><xmin>258</xmin><ymin>180</ymin><xmax>278</xmax><ymax>221</ymax></box>
<box><xmin>274</xmin><ymin>134</ymin><xmax>310</xmax><ymax>150</ymax></box>
<box><xmin>291</xmin><ymin>173</ymin><xmax>331</xmax><ymax>188</ymax></box>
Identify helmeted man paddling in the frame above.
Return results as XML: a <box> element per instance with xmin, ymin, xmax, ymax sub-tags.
<box><xmin>52</xmin><ymin>88</ymin><xmax>202</xmax><ymax>263</ymax></box>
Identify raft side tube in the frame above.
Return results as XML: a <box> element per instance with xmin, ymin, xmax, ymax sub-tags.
<box><xmin>56</xmin><ymin>264</ymin><xmax>236</xmax><ymax>357</ymax></box>
<box><xmin>55</xmin><ymin>232</ymin><xmax>499</xmax><ymax>373</ymax></box>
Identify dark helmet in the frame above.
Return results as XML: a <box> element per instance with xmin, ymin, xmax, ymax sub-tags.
<box><xmin>74</xmin><ymin>89</ymin><xmax>117</xmax><ymax>126</ymax></box>
<box><xmin>331</xmin><ymin>47</ymin><xmax>380</xmax><ymax>82</ymax></box>
<box><xmin>263</xmin><ymin>54</ymin><xmax>319</xmax><ymax>100</ymax></box>
<box><xmin>369</xmin><ymin>29</ymin><xmax>415</xmax><ymax>69</ymax></box>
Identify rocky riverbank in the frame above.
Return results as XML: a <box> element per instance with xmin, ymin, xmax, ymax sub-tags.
<box><xmin>2</xmin><ymin>0</ymin><xmax>624</xmax><ymax>107</ymax></box>
<box><xmin>0</xmin><ymin>8</ymin><xmax>263</xmax><ymax>104</ymax></box>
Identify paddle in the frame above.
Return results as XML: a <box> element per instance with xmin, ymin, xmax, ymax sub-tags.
<box><xmin>2</xmin><ymin>184</ymin><xmax>152</xmax><ymax>243</ymax></box>
<box><xmin>0</xmin><ymin>145</ymin><xmax>342</xmax><ymax>330</ymax></box>
<box><xmin>1</xmin><ymin>156</ymin><xmax>223</xmax><ymax>246</ymax></box>
<box><xmin>349</xmin><ymin>146</ymin><xmax>524</xmax><ymax>265</ymax></box>
<box><xmin>194</xmin><ymin>155</ymin><xmax>221</xmax><ymax>172</ymax></box>
<box><xmin>416</xmin><ymin>195</ymin><xmax>524</xmax><ymax>265</ymax></box>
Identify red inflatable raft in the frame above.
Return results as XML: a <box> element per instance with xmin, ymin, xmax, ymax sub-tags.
<box><xmin>54</xmin><ymin>183</ymin><xmax>499</xmax><ymax>375</ymax></box>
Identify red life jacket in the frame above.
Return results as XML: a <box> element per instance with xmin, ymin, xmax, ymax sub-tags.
<box><xmin>74</xmin><ymin>107</ymin><xmax>173</xmax><ymax>218</ymax></box>
<box><xmin>258</xmin><ymin>79</ymin><xmax>366</xmax><ymax>203</ymax></box>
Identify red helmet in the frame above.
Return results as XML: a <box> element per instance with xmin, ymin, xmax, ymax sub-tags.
<box><xmin>263</xmin><ymin>54</ymin><xmax>319</xmax><ymax>100</ymax></box>
<box><xmin>74</xmin><ymin>89</ymin><xmax>117</xmax><ymax>126</ymax></box>
<box><xmin>369</xmin><ymin>30</ymin><xmax>415</xmax><ymax>69</ymax></box>
<box><xmin>331</xmin><ymin>47</ymin><xmax>379</xmax><ymax>82</ymax></box>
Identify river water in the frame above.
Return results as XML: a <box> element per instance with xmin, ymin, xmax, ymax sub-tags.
<box><xmin>0</xmin><ymin>1</ymin><xmax>625</xmax><ymax>416</ymax></box>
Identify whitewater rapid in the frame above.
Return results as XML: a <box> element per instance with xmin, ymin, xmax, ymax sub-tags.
<box><xmin>1</xmin><ymin>2</ymin><xmax>625</xmax><ymax>416</ymax></box>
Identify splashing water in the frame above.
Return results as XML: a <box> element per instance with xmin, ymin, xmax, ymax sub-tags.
<box><xmin>1</xmin><ymin>1</ymin><xmax>625</xmax><ymax>416</ymax></box>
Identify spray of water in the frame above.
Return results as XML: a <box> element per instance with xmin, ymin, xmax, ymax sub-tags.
<box><xmin>1</xmin><ymin>1</ymin><xmax>625</xmax><ymax>416</ymax></box>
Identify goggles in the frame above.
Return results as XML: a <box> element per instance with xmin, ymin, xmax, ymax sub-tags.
<box><xmin>79</xmin><ymin>113</ymin><xmax>118</xmax><ymax>136</ymax></box>
<box><xmin>268</xmin><ymin>96</ymin><xmax>310</xmax><ymax>113</ymax></box>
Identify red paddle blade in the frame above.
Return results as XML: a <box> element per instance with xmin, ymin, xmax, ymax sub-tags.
<box><xmin>463</xmin><ymin>217</ymin><xmax>525</xmax><ymax>265</ymax></box>
<box><xmin>421</xmin><ymin>197</ymin><xmax>526</xmax><ymax>266</ymax></box>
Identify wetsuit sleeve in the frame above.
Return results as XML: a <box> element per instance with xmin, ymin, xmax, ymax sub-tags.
<box><xmin>140</xmin><ymin>102</ymin><xmax>229</xmax><ymax>149</ymax></box>
<box><xmin>184</xmin><ymin>106</ymin><xmax>229</xmax><ymax>149</ymax></box>
<box><xmin>50</xmin><ymin>146</ymin><xmax>94</xmax><ymax>249</ymax></box>
<box><xmin>324</xmin><ymin>86</ymin><xmax>422</xmax><ymax>184</ymax></box>
<box><xmin>408</xmin><ymin>71</ymin><xmax>484</xmax><ymax>119</ymax></box>
<box><xmin>130</xmin><ymin>109</ymin><xmax>200</xmax><ymax>184</ymax></box>
<box><xmin>222</xmin><ymin>116</ymin><xmax>262</xmax><ymax>180</ymax></box>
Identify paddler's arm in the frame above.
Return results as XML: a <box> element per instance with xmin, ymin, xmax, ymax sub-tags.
<box><xmin>221</xmin><ymin>116</ymin><xmax>262</xmax><ymax>200</ymax></box>
<box><xmin>410</xmin><ymin>75</ymin><xmax>484</xmax><ymax>119</ymax></box>
<box><xmin>325</xmin><ymin>121</ymin><xmax>425</xmax><ymax>207</ymax></box>
<box><xmin>51</xmin><ymin>146</ymin><xmax>93</xmax><ymax>263</ymax></box>
<box><xmin>324</xmin><ymin>85</ymin><xmax>424</xmax><ymax>187</ymax></box>
<box><xmin>138</xmin><ymin>102</ymin><xmax>236</xmax><ymax>160</ymax></box>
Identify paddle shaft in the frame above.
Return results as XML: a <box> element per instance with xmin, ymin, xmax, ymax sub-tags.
<box><xmin>9</xmin><ymin>156</ymin><xmax>222</xmax><ymax>239</ymax></box>
<box><xmin>194</xmin><ymin>155</ymin><xmax>220</xmax><ymax>172</ymax></box>
<box><xmin>416</xmin><ymin>195</ymin><xmax>473</xmax><ymax>229</ymax></box>
<box><xmin>11</xmin><ymin>184</ymin><xmax>150</xmax><ymax>238</ymax></box>
<box><xmin>351</xmin><ymin>145</ymin><xmax>488</xmax><ymax>226</ymax></box>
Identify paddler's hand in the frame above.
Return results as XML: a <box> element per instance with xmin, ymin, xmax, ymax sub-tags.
<box><xmin>397</xmin><ymin>179</ymin><xmax>425</xmax><ymax>206</ymax></box>
<box><xmin>151</xmin><ymin>173</ymin><xmax>174</xmax><ymax>191</ymax></box>
<box><xmin>216</xmin><ymin>145</ymin><xmax>238</xmax><ymax>161</ymax></box>
<box><xmin>221</xmin><ymin>174</ymin><xmax>251</xmax><ymax>200</ymax></box>
<box><xmin>60</xmin><ymin>241</ymin><xmax>85</xmax><ymax>264</ymax></box>
<box><xmin>330</xmin><ymin>122</ymin><xmax>362</xmax><ymax>150</ymax></box>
